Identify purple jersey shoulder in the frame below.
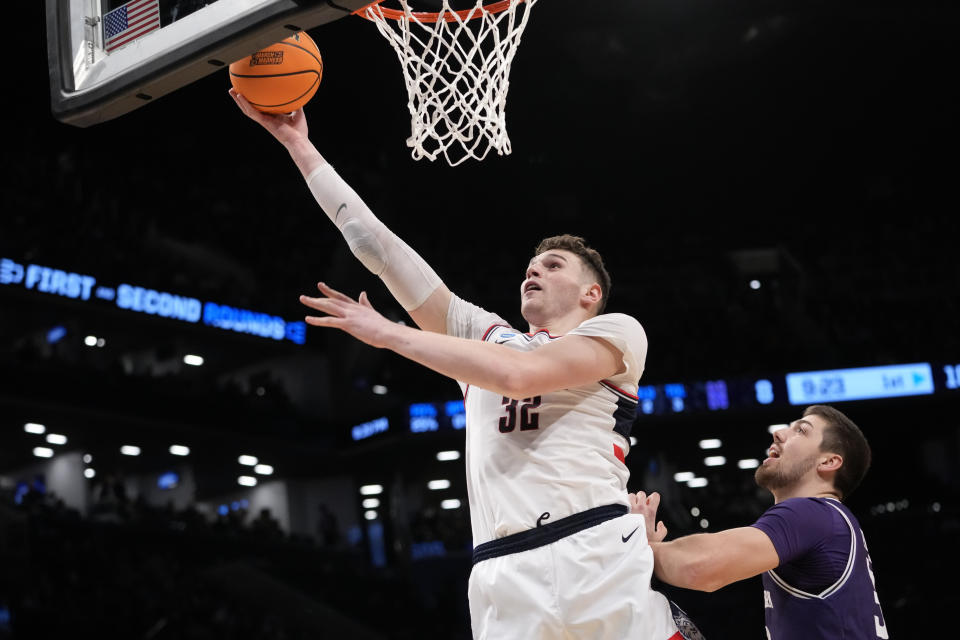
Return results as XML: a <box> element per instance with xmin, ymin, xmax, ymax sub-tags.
<box><xmin>752</xmin><ymin>497</ymin><xmax>850</xmax><ymax>591</ymax></box>
<box><xmin>751</xmin><ymin>498</ymin><xmax>890</xmax><ymax>640</ymax></box>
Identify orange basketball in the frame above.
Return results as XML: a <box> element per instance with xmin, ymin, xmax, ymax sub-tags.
<box><xmin>229</xmin><ymin>31</ymin><xmax>323</xmax><ymax>113</ymax></box>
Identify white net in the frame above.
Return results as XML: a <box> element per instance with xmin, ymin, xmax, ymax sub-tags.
<box><xmin>362</xmin><ymin>0</ymin><xmax>539</xmax><ymax>166</ymax></box>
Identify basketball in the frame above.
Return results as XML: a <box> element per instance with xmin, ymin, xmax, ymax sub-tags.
<box><xmin>229</xmin><ymin>31</ymin><xmax>323</xmax><ymax>114</ymax></box>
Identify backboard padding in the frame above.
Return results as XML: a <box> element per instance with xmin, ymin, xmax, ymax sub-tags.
<box><xmin>47</xmin><ymin>0</ymin><xmax>371</xmax><ymax>127</ymax></box>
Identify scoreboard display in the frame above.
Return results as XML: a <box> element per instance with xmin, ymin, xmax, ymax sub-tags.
<box><xmin>785</xmin><ymin>363</ymin><xmax>936</xmax><ymax>405</ymax></box>
<box><xmin>379</xmin><ymin>360</ymin><xmax>960</xmax><ymax>440</ymax></box>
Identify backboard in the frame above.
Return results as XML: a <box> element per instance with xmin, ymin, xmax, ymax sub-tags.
<box><xmin>47</xmin><ymin>0</ymin><xmax>371</xmax><ymax>127</ymax></box>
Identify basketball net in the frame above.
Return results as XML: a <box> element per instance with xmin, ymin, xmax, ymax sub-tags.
<box><xmin>358</xmin><ymin>1</ymin><xmax>538</xmax><ymax>166</ymax></box>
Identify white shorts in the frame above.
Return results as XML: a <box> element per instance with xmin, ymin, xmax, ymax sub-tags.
<box><xmin>469</xmin><ymin>510</ymin><xmax>683</xmax><ymax>640</ymax></box>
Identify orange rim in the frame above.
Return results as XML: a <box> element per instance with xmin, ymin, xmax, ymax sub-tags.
<box><xmin>355</xmin><ymin>1</ymin><xmax>524</xmax><ymax>23</ymax></box>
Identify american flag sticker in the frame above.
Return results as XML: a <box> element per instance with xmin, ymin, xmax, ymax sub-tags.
<box><xmin>103</xmin><ymin>0</ymin><xmax>161</xmax><ymax>53</ymax></box>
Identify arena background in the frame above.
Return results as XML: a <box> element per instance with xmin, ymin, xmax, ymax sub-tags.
<box><xmin>1</xmin><ymin>1</ymin><xmax>958</xmax><ymax>637</ymax></box>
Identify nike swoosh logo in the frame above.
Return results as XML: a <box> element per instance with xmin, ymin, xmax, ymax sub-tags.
<box><xmin>622</xmin><ymin>526</ymin><xmax>640</xmax><ymax>543</ymax></box>
<box><xmin>335</xmin><ymin>202</ymin><xmax>347</xmax><ymax>222</ymax></box>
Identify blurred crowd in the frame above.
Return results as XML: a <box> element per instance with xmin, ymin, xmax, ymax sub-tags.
<box><xmin>0</xmin><ymin>481</ymin><xmax>472</xmax><ymax>640</ymax></box>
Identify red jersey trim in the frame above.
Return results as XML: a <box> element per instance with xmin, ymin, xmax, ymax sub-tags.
<box><xmin>525</xmin><ymin>328</ymin><xmax>563</xmax><ymax>339</ymax></box>
<box><xmin>481</xmin><ymin>323</ymin><xmax>510</xmax><ymax>342</ymax></box>
<box><xmin>613</xmin><ymin>444</ymin><xmax>626</xmax><ymax>464</ymax></box>
<box><xmin>600</xmin><ymin>379</ymin><xmax>639</xmax><ymax>402</ymax></box>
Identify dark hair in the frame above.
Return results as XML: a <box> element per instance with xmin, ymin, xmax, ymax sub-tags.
<box><xmin>804</xmin><ymin>405</ymin><xmax>872</xmax><ymax>500</ymax></box>
<box><xmin>533</xmin><ymin>234</ymin><xmax>612</xmax><ymax>314</ymax></box>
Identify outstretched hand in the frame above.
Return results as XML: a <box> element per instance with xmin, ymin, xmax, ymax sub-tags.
<box><xmin>300</xmin><ymin>283</ymin><xmax>396</xmax><ymax>349</ymax></box>
<box><xmin>229</xmin><ymin>88</ymin><xmax>308</xmax><ymax>146</ymax></box>
<box><xmin>629</xmin><ymin>491</ymin><xmax>668</xmax><ymax>543</ymax></box>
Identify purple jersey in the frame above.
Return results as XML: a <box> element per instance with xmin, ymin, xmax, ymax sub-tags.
<box><xmin>751</xmin><ymin>497</ymin><xmax>889</xmax><ymax>640</ymax></box>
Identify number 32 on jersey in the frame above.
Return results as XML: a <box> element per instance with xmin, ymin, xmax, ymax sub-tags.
<box><xmin>499</xmin><ymin>396</ymin><xmax>541</xmax><ymax>432</ymax></box>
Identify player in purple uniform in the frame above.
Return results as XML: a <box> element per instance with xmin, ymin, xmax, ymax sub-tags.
<box><xmin>631</xmin><ymin>404</ymin><xmax>889</xmax><ymax>639</ymax></box>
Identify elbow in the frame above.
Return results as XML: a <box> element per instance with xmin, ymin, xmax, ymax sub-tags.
<box><xmin>678</xmin><ymin>559</ymin><xmax>728</xmax><ymax>593</ymax></box>
<box><xmin>498</xmin><ymin>360</ymin><xmax>546</xmax><ymax>400</ymax></box>
<box><xmin>499</xmin><ymin>369</ymin><xmax>533</xmax><ymax>400</ymax></box>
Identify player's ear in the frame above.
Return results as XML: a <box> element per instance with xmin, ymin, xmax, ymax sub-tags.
<box><xmin>818</xmin><ymin>452</ymin><xmax>843</xmax><ymax>473</ymax></box>
<box><xmin>582</xmin><ymin>282</ymin><xmax>602</xmax><ymax>308</ymax></box>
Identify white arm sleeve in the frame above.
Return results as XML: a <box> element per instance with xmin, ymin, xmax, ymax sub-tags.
<box><xmin>305</xmin><ymin>163</ymin><xmax>442</xmax><ymax>311</ymax></box>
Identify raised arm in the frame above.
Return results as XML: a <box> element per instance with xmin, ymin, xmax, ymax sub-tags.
<box><xmin>229</xmin><ymin>90</ymin><xmax>451</xmax><ymax>333</ymax></box>
<box><xmin>300</xmin><ymin>284</ymin><xmax>624</xmax><ymax>399</ymax></box>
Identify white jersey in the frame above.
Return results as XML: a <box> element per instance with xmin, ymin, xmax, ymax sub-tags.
<box><xmin>446</xmin><ymin>294</ymin><xmax>648</xmax><ymax>545</ymax></box>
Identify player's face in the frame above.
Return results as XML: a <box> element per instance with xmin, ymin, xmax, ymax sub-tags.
<box><xmin>520</xmin><ymin>249</ymin><xmax>593</xmax><ymax>326</ymax></box>
<box><xmin>754</xmin><ymin>414</ymin><xmax>828</xmax><ymax>492</ymax></box>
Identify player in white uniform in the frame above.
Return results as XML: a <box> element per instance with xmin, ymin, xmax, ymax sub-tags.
<box><xmin>231</xmin><ymin>90</ymin><xmax>702</xmax><ymax>640</ymax></box>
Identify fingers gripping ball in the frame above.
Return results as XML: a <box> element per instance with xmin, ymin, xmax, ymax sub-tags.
<box><xmin>229</xmin><ymin>31</ymin><xmax>323</xmax><ymax>113</ymax></box>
